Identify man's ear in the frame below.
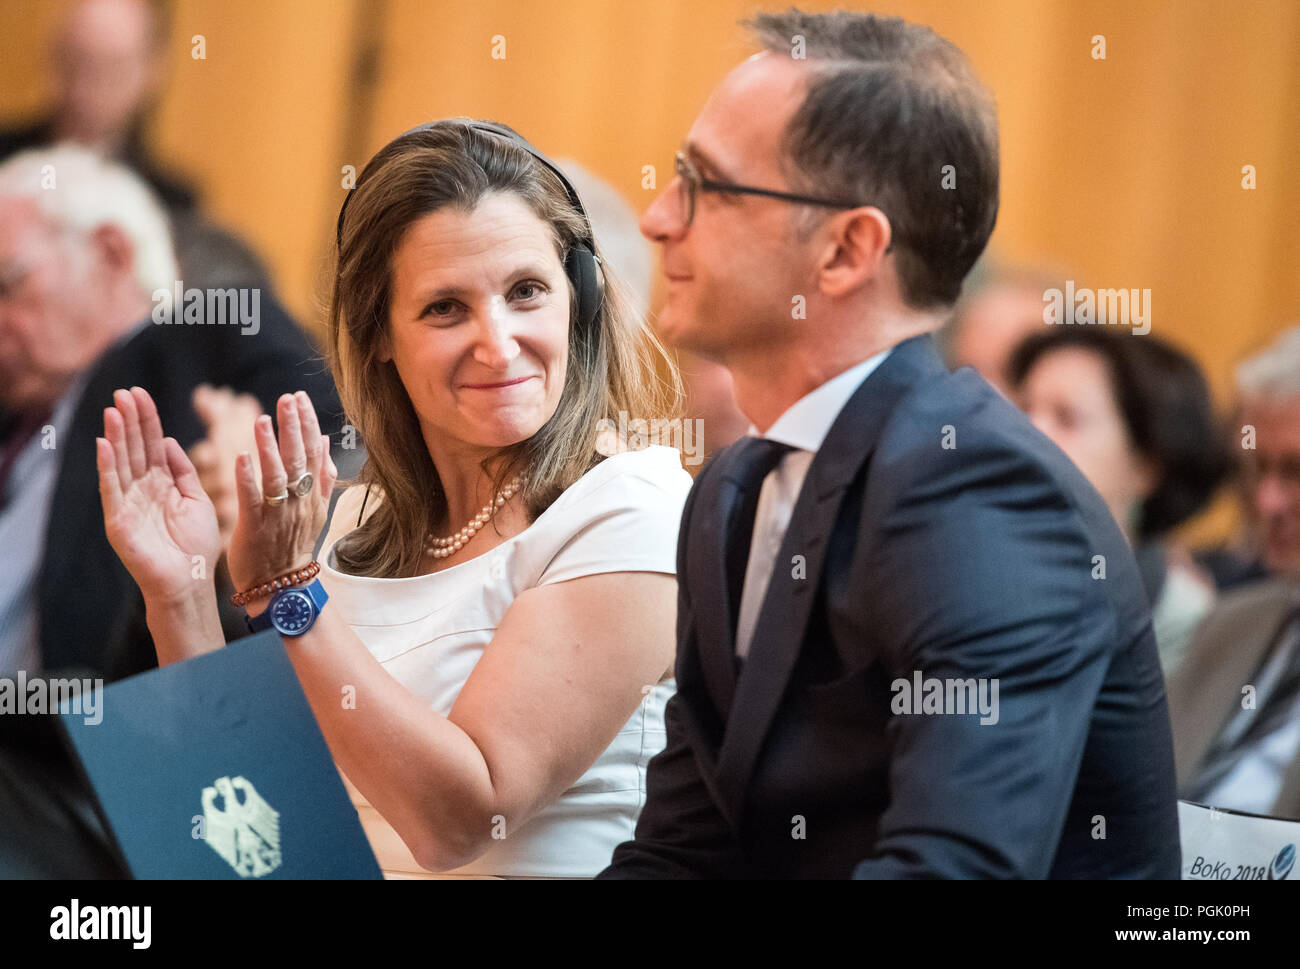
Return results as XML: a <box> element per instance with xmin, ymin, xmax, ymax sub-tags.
<box><xmin>814</xmin><ymin>206</ymin><xmax>892</xmax><ymax>298</ymax></box>
<box><xmin>89</xmin><ymin>223</ymin><xmax>135</xmax><ymax>280</ymax></box>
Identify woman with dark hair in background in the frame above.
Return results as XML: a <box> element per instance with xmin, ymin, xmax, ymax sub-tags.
<box><xmin>1009</xmin><ymin>328</ymin><xmax>1231</xmax><ymax>676</ymax></box>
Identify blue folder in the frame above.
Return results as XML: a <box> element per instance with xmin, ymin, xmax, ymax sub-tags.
<box><xmin>58</xmin><ymin>630</ymin><xmax>382</xmax><ymax>879</ymax></box>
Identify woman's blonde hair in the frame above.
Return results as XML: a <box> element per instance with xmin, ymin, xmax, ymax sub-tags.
<box><xmin>327</xmin><ymin>120</ymin><xmax>681</xmax><ymax>577</ymax></box>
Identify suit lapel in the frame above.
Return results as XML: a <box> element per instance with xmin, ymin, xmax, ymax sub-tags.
<box><xmin>713</xmin><ymin>335</ymin><xmax>947</xmax><ymax>816</ymax></box>
<box><xmin>1168</xmin><ymin>588</ymin><xmax>1297</xmax><ymax>790</ymax></box>
<box><xmin>689</xmin><ymin>455</ymin><xmax>747</xmax><ymax>717</ymax></box>
<box><xmin>1273</xmin><ymin>757</ymin><xmax>1300</xmax><ymax>821</ymax></box>
<box><xmin>671</xmin><ymin>634</ymin><xmax>738</xmax><ymax>826</ymax></box>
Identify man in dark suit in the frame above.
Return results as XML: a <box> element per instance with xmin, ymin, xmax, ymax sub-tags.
<box><xmin>0</xmin><ymin>141</ymin><xmax>341</xmax><ymax>878</ymax></box>
<box><xmin>600</xmin><ymin>10</ymin><xmax>1180</xmax><ymax>878</ymax></box>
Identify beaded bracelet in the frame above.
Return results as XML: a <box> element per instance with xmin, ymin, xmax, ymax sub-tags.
<box><xmin>231</xmin><ymin>561</ymin><xmax>321</xmax><ymax>607</ymax></box>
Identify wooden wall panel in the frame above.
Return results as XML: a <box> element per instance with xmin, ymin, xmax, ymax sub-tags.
<box><xmin>2</xmin><ymin>0</ymin><xmax>1297</xmax><ymax>540</ymax></box>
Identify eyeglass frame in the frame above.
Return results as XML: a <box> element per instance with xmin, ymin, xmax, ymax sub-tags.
<box><xmin>673</xmin><ymin>150</ymin><xmax>896</xmax><ymax>253</ymax></box>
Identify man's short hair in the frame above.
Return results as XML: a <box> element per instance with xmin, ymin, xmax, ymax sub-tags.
<box><xmin>1236</xmin><ymin>325</ymin><xmax>1300</xmax><ymax>405</ymax></box>
<box><xmin>745</xmin><ymin>8</ymin><xmax>1000</xmax><ymax>309</ymax></box>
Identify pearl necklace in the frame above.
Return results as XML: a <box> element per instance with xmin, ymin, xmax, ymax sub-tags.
<box><xmin>426</xmin><ymin>476</ymin><xmax>524</xmax><ymax>559</ymax></box>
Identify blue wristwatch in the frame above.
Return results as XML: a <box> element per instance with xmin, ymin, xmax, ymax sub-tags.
<box><xmin>245</xmin><ymin>578</ymin><xmax>329</xmax><ymax>636</ymax></box>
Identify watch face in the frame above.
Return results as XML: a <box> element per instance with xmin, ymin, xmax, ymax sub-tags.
<box><xmin>270</xmin><ymin>589</ymin><xmax>315</xmax><ymax>635</ymax></box>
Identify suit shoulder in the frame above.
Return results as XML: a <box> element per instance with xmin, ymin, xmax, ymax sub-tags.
<box><xmin>864</xmin><ymin>368</ymin><xmax>1150</xmax><ymax>633</ymax></box>
<box><xmin>875</xmin><ymin>368</ymin><xmax>1084</xmax><ymax>506</ymax></box>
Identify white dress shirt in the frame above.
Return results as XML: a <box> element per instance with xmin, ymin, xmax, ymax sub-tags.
<box><xmin>734</xmin><ymin>349</ymin><xmax>891</xmax><ymax>658</ymax></box>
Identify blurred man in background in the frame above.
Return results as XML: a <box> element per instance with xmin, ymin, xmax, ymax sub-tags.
<box><xmin>0</xmin><ymin>0</ymin><xmax>295</xmax><ymax>381</ymax></box>
<box><xmin>1194</xmin><ymin>327</ymin><xmax>1300</xmax><ymax>591</ymax></box>
<box><xmin>0</xmin><ymin>143</ymin><xmax>342</xmax><ymax>876</ymax></box>
<box><xmin>1169</xmin><ymin>327</ymin><xmax>1300</xmax><ymax>819</ymax></box>
<box><xmin>0</xmin><ymin>145</ymin><xmax>174</xmax><ymax>680</ymax></box>
<box><xmin>0</xmin><ymin>144</ymin><xmax>341</xmax><ymax>684</ymax></box>
<box><xmin>1235</xmin><ymin>328</ymin><xmax>1300</xmax><ymax>584</ymax></box>
<box><xmin>0</xmin><ymin>0</ymin><xmax>196</xmax><ymax>213</ymax></box>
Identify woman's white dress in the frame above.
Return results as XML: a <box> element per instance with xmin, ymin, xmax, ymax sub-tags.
<box><xmin>318</xmin><ymin>445</ymin><xmax>692</xmax><ymax>878</ymax></box>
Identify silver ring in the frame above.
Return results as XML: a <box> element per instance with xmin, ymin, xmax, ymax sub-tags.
<box><xmin>291</xmin><ymin>472</ymin><xmax>314</xmax><ymax>498</ymax></box>
<box><xmin>263</xmin><ymin>490</ymin><xmax>289</xmax><ymax>506</ymax></box>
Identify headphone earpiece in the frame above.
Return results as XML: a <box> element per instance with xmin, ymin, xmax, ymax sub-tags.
<box><xmin>565</xmin><ymin>243</ymin><xmax>603</xmax><ymax>334</ymax></box>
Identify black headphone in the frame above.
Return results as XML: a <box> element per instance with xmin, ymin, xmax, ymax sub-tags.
<box><xmin>334</xmin><ymin>119</ymin><xmax>604</xmax><ymax>333</ymax></box>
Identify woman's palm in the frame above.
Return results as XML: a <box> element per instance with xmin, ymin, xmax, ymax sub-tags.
<box><xmin>107</xmin><ymin>463</ymin><xmax>222</xmax><ymax>596</ymax></box>
<box><xmin>98</xmin><ymin>387</ymin><xmax>224</xmax><ymax>602</ymax></box>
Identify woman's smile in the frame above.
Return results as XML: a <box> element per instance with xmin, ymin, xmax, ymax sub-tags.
<box><xmin>460</xmin><ymin>374</ymin><xmax>538</xmax><ymax>391</ymax></box>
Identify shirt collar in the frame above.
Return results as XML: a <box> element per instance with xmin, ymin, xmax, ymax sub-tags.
<box><xmin>747</xmin><ymin>348</ymin><xmax>893</xmax><ymax>453</ymax></box>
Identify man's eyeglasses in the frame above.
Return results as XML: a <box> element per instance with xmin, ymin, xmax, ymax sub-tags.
<box><xmin>673</xmin><ymin>150</ymin><xmax>891</xmax><ymax>249</ymax></box>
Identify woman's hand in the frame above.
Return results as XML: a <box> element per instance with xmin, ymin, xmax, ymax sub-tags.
<box><xmin>97</xmin><ymin>386</ymin><xmax>223</xmax><ymax>604</ymax></box>
<box><xmin>226</xmin><ymin>392</ymin><xmax>337</xmax><ymax>597</ymax></box>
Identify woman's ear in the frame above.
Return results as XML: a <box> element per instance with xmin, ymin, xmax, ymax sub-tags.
<box><xmin>1132</xmin><ymin>452</ymin><xmax>1162</xmax><ymax>503</ymax></box>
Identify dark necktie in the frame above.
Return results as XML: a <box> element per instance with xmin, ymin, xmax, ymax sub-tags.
<box><xmin>1185</xmin><ymin>608</ymin><xmax>1300</xmax><ymax>803</ymax></box>
<box><xmin>723</xmin><ymin>437</ymin><xmax>794</xmax><ymax>657</ymax></box>
<box><xmin>0</xmin><ymin>406</ymin><xmax>53</xmax><ymax>509</ymax></box>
